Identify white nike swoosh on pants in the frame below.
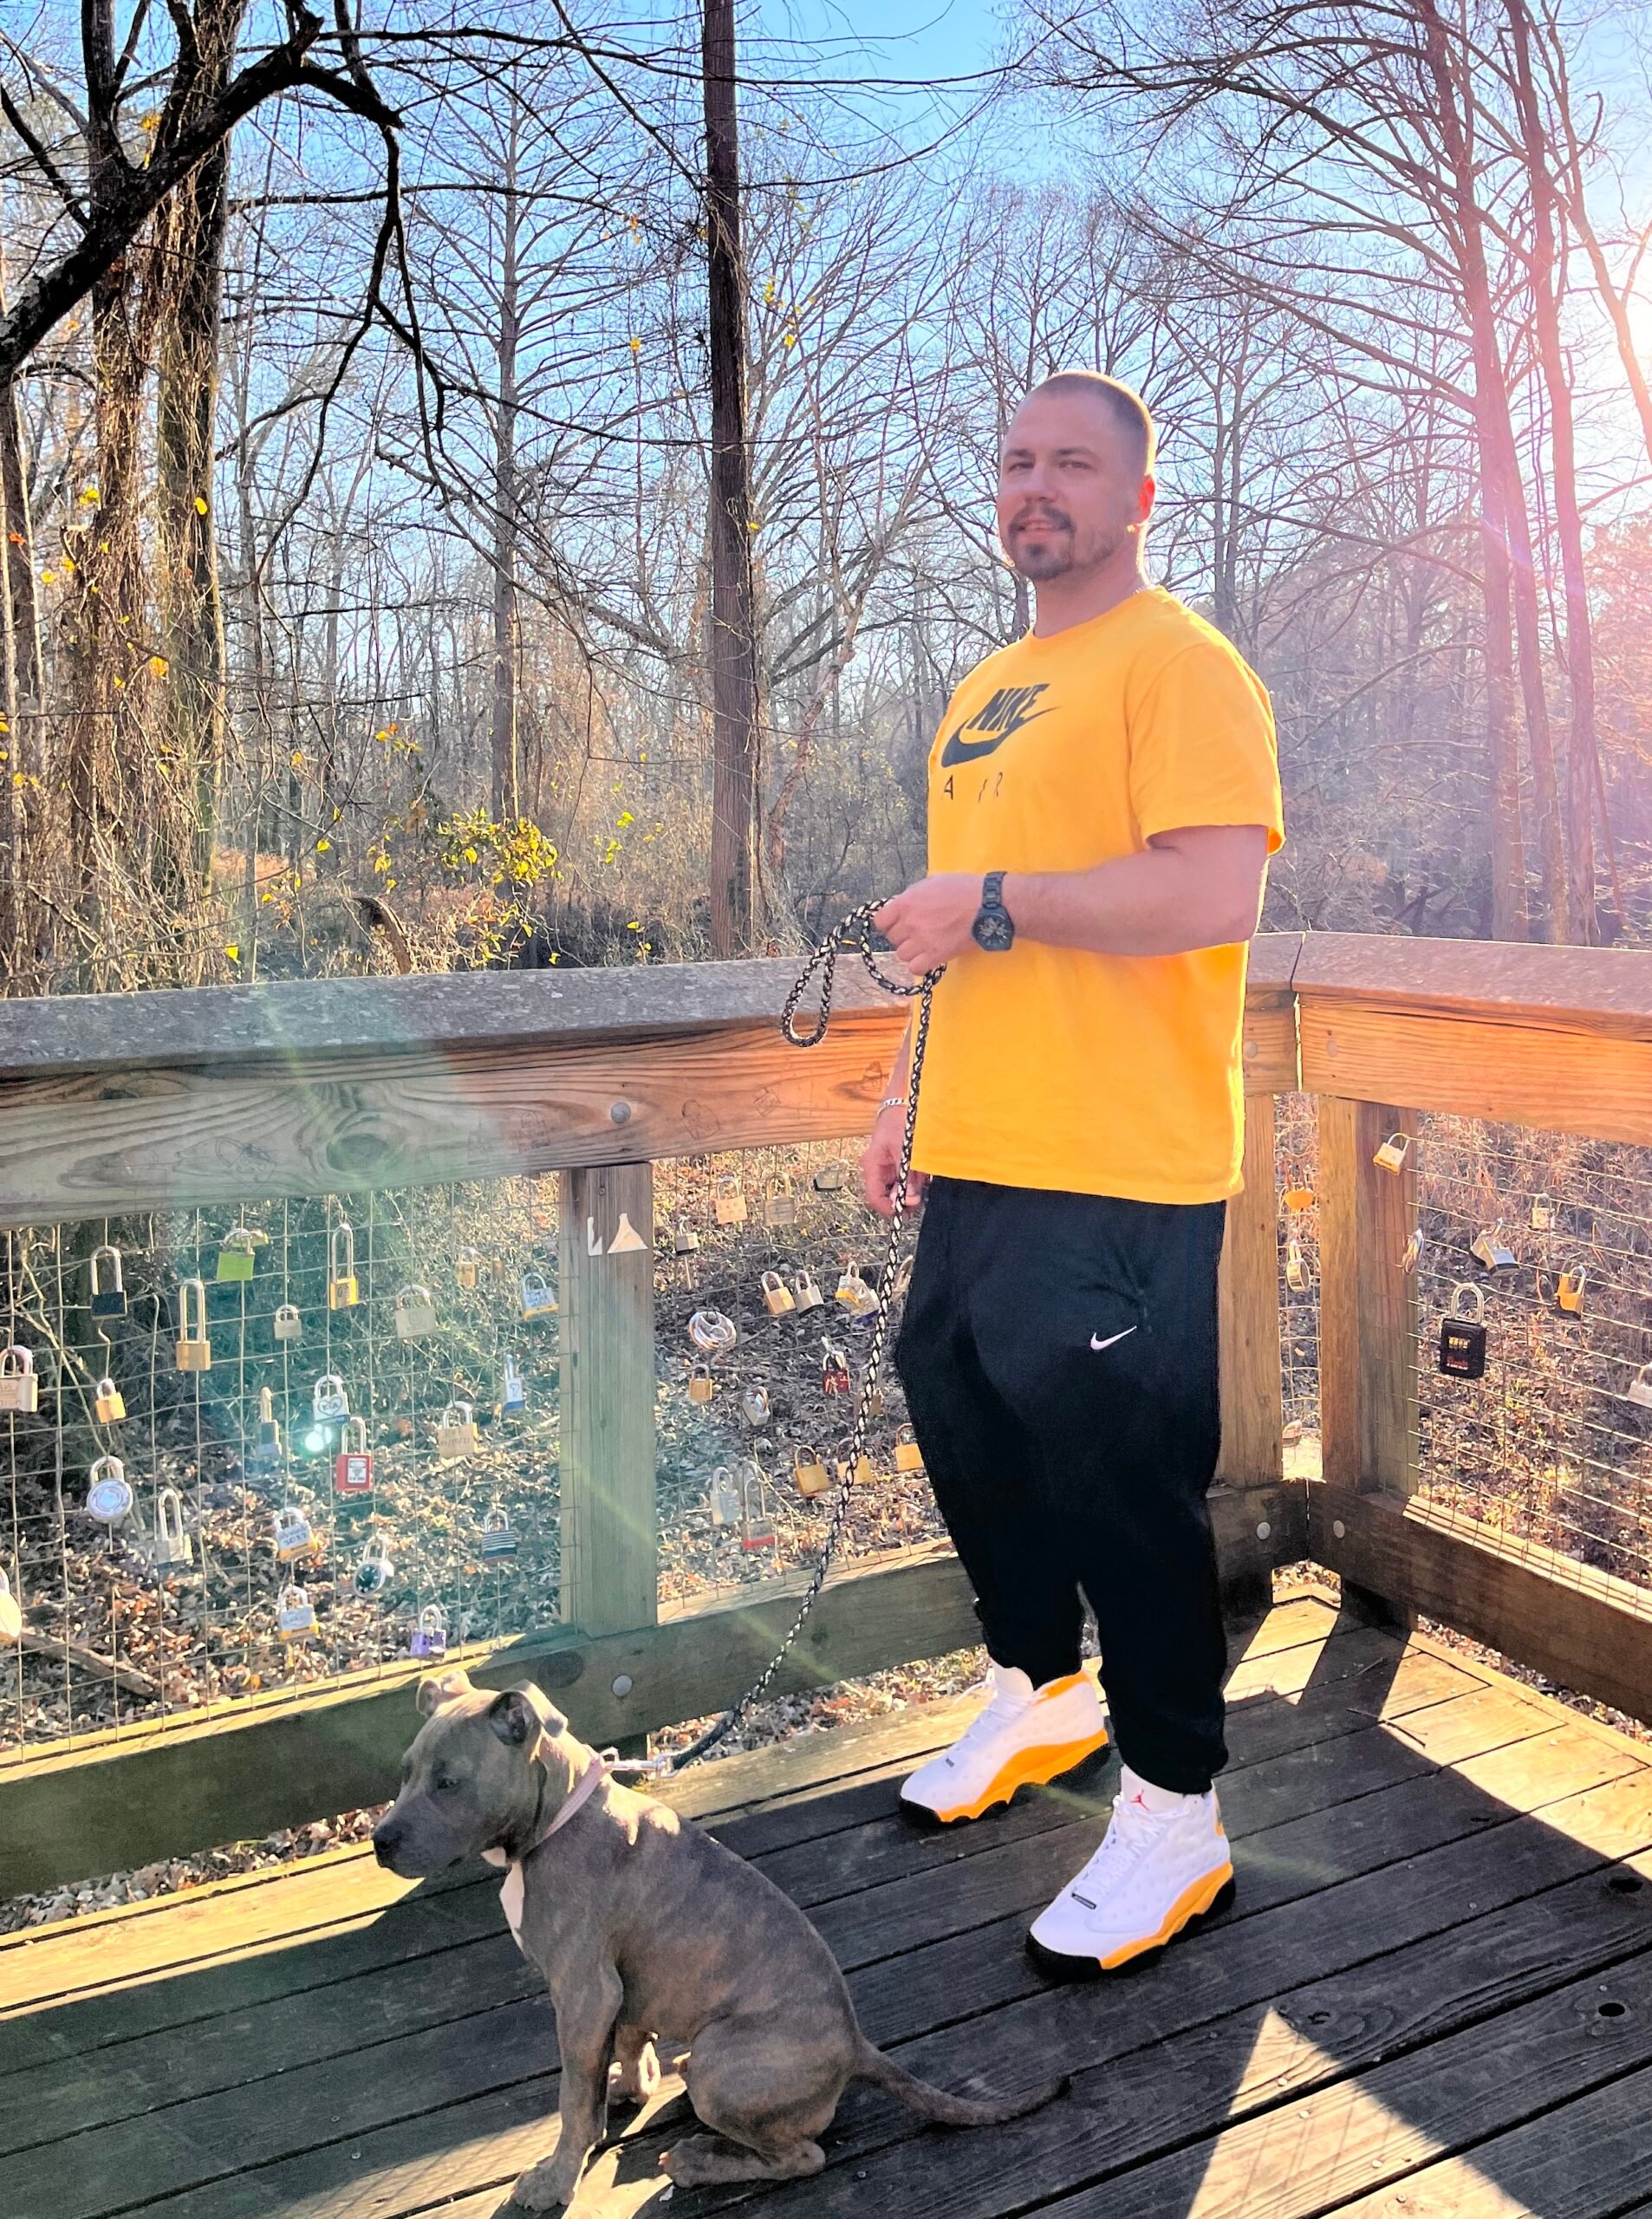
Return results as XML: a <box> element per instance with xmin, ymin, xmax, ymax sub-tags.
<box><xmin>1090</xmin><ymin>1326</ymin><xmax>1139</xmax><ymax>1351</ymax></box>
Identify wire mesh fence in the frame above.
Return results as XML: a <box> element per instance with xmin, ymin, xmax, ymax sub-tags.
<box><xmin>0</xmin><ymin>1140</ymin><xmax>936</xmax><ymax>1760</ymax></box>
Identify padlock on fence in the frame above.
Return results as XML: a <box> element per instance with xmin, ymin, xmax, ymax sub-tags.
<box><xmin>335</xmin><ymin>1416</ymin><xmax>374</xmax><ymax>1497</ymax></box>
<box><xmin>673</xmin><ymin>1220</ymin><xmax>700</xmax><ymax>1254</ymax></box>
<box><xmin>792</xmin><ymin>1445</ymin><xmax>831</xmax><ymax>1498</ymax></box>
<box><xmin>149</xmin><ymin>1487</ymin><xmax>193</xmax><ymax>1570</ymax></box>
<box><xmin>500</xmin><ymin>1350</ymin><xmax>528</xmax><ymax>1423</ymax></box>
<box><xmin>821</xmin><ymin>1340</ymin><xmax>851</xmax><ymax>1396</ymax></box>
<box><xmin>1625</xmin><ymin>1363</ymin><xmax>1652</xmax><ymax>1411</ymax></box>
<box><xmin>175</xmin><ymin>1279</ymin><xmax>211</xmax><ymax>1372</ymax></box>
<box><xmin>216</xmin><ymin>1226</ymin><xmax>259</xmax><ymax>1283</ymax></box>
<box><xmin>313</xmin><ymin>1372</ymin><xmax>349</xmax><ymax>1422</ymax></box>
<box><xmin>1285</xmin><ymin>1239</ymin><xmax>1311</xmax><ymax>1293</ymax></box>
<box><xmin>836</xmin><ymin>1263</ymin><xmax>880</xmax><ymax>1319</ymax></box>
<box><xmin>273</xmin><ymin>1302</ymin><xmax>303</xmax><ymax>1344</ymax></box>
<box><xmin>836</xmin><ymin>1453</ymin><xmax>877</xmax><ymax>1490</ymax></box>
<box><xmin>481</xmin><ymin>1506</ymin><xmax>518</xmax><ymax>1560</ymax></box>
<box><xmin>740</xmin><ymin>1467</ymin><xmax>779</xmax><ymax>1554</ymax></box>
<box><xmin>328</xmin><ymin>1221</ymin><xmax>360</xmax><ymax>1310</ymax></box>
<box><xmin>764</xmin><ymin>1175</ymin><xmax>797</xmax><ymax>1227</ymax></box>
<box><xmin>409</xmin><ymin>1604</ymin><xmax>448</xmax><ymax>1659</ymax></box>
<box><xmin>1558</xmin><ymin>1267</ymin><xmax>1587</xmax><ymax>1316</ymax></box>
<box><xmin>709</xmin><ymin>1465</ymin><xmax>742</xmax><ymax>1527</ymax></box>
<box><xmin>761</xmin><ymin>1269</ymin><xmax>795</xmax><ymax>1317</ymax></box>
<box><xmin>276</xmin><ymin>1584</ymin><xmax>316</xmax><ymax>1641</ymax></box>
<box><xmin>741</xmin><ymin>1383</ymin><xmax>771</xmax><ymax>1428</ymax></box>
<box><xmin>1531</xmin><ymin>1193</ymin><xmax>1558</xmax><ymax>1231</ymax></box>
<box><xmin>812</xmin><ymin>1160</ymin><xmax>849</xmax><ymax>1193</ymax></box>
<box><xmin>791</xmin><ymin>1268</ymin><xmax>823</xmax><ymax>1312</ymax></box>
<box><xmin>88</xmin><ymin>1243</ymin><xmax>127</xmax><ymax>1318</ymax></box>
<box><xmin>272</xmin><ymin>1501</ymin><xmax>315</xmax><ymax>1560</ymax></box>
<box><xmin>394</xmin><ymin>1285</ymin><xmax>439</xmax><ymax>1340</ymax></box>
<box><xmin>1471</xmin><ymin>1223</ymin><xmax>1517</xmax><ymax>1270</ymax></box>
<box><xmin>354</xmin><ymin>1536</ymin><xmax>394</xmax><ymax>1594</ymax></box>
<box><xmin>0</xmin><ymin>1568</ymin><xmax>20</xmax><ymax>1643</ymax></box>
<box><xmin>686</xmin><ymin>1361</ymin><xmax>715</xmax><ymax>1404</ymax></box>
<box><xmin>1439</xmin><ymin>1285</ymin><xmax>1487</xmax><ymax>1380</ymax></box>
<box><xmin>520</xmin><ymin>1270</ymin><xmax>557</xmax><ymax>1320</ymax></box>
<box><xmin>894</xmin><ymin>1423</ymin><xmax>924</xmax><ymax>1473</ymax></box>
<box><xmin>0</xmin><ymin>1344</ymin><xmax>39</xmax><ymax>1414</ymax></box>
<box><xmin>435</xmin><ymin>1400</ymin><xmax>479</xmax><ymax>1460</ymax></box>
<box><xmin>455</xmin><ymin>1246</ymin><xmax>482</xmax><ymax>1292</ymax></box>
<box><xmin>688</xmin><ymin>1308</ymin><xmax>738</xmax><ymax>1354</ymax></box>
<box><xmin>1373</xmin><ymin>1132</ymin><xmax>1409</xmax><ymax>1174</ymax></box>
<box><xmin>248</xmin><ymin>1384</ymin><xmax>283</xmax><ymax>1474</ymax></box>
<box><xmin>94</xmin><ymin>1374</ymin><xmax>127</xmax><ymax>1425</ymax></box>
<box><xmin>714</xmin><ymin>1175</ymin><xmax>748</xmax><ymax>1226</ymax></box>
<box><xmin>86</xmin><ymin>1455</ymin><xmax>134</xmax><ymax>1526</ymax></box>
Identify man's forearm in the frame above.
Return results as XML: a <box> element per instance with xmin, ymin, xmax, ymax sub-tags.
<box><xmin>1004</xmin><ymin>840</ymin><xmax>1263</xmax><ymax>958</ymax></box>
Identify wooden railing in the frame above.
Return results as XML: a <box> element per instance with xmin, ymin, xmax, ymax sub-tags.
<box><xmin>3</xmin><ymin>931</ymin><xmax>1651</xmax><ymax>1894</ymax></box>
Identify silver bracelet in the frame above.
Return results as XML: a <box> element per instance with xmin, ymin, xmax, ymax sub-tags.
<box><xmin>880</xmin><ymin>1095</ymin><xmax>908</xmax><ymax>1112</ymax></box>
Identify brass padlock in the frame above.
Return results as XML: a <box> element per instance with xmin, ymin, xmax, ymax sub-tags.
<box><xmin>1531</xmin><ymin>1192</ymin><xmax>1558</xmax><ymax>1231</ymax></box>
<box><xmin>0</xmin><ymin>1344</ymin><xmax>39</xmax><ymax>1414</ymax></box>
<box><xmin>394</xmin><ymin>1284</ymin><xmax>439</xmax><ymax>1339</ymax></box>
<box><xmin>1558</xmin><ymin>1267</ymin><xmax>1586</xmax><ymax>1315</ymax></box>
<box><xmin>1439</xmin><ymin>1285</ymin><xmax>1487</xmax><ymax>1378</ymax></box>
<box><xmin>93</xmin><ymin>1374</ymin><xmax>127</xmax><ymax>1425</ymax></box>
<box><xmin>87</xmin><ymin>1454</ymin><xmax>134</xmax><ymax>1524</ymax></box>
<box><xmin>836</xmin><ymin>1453</ymin><xmax>876</xmax><ymax>1489</ymax></box>
<box><xmin>88</xmin><ymin>1242</ymin><xmax>127</xmax><ymax>1318</ymax></box>
<box><xmin>276</xmin><ymin>1582</ymin><xmax>316</xmax><ymax>1641</ymax></box>
<box><xmin>328</xmin><ymin>1222</ymin><xmax>360</xmax><ymax>1310</ymax></box>
<box><xmin>455</xmin><ymin>1246</ymin><xmax>482</xmax><ymax>1291</ymax></box>
<box><xmin>216</xmin><ymin>1227</ymin><xmax>258</xmax><ymax>1283</ymax></box>
<box><xmin>793</xmin><ymin>1445</ymin><xmax>831</xmax><ymax>1497</ymax></box>
<box><xmin>791</xmin><ymin>1269</ymin><xmax>823</xmax><ymax>1312</ymax></box>
<box><xmin>714</xmin><ymin>1176</ymin><xmax>748</xmax><ymax>1226</ymax></box>
<box><xmin>273</xmin><ymin>1302</ymin><xmax>303</xmax><ymax>1344</ymax></box>
<box><xmin>764</xmin><ymin>1176</ymin><xmax>797</xmax><ymax>1228</ymax></box>
<box><xmin>1373</xmin><ymin>1132</ymin><xmax>1409</xmax><ymax>1174</ymax></box>
<box><xmin>687</xmin><ymin>1361</ymin><xmax>715</xmax><ymax>1404</ymax></box>
<box><xmin>761</xmin><ymin>1269</ymin><xmax>795</xmax><ymax>1317</ymax></box>
<box><xmin>175</xmin><ymin>1279</ymin><xmax>211</xmax><ymax>1372</ymax></box>
<box><xmin>894</xmin><ymin>1423</ymin><xmax>924</xmax><ymax>1473</ymax></box>
<box><xmin>435</xmin><ymin>1399</ymin><xmax>478</xmax><ymax>1460</ymax></box>
<box><xmin>1471</xmin><ymin>1223</ymin><xmax>1517</xmax><ymax>1270</ymax></box>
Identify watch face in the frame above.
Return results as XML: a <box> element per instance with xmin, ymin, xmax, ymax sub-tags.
<box><xmin>972</xmin><ymin>909</ymin><xmax>1014</xmax><ymax>952</ymax></box>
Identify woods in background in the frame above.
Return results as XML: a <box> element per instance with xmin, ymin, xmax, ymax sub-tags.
<box><xmin>3</xmin><ymin>0</ymin><xmax>1652</xmax><ymax>993</ymax></box>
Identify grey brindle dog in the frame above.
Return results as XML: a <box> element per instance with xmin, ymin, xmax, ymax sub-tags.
<box><xmin>373</xmin><ymin>1670</ymin><xmax>1063</xmax><ymax>2209</ymax></box>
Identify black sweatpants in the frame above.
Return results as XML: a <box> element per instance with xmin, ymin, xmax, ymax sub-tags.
<box><xmin>894</xmin><ymin>1175</ymin><xmax>1228</xmax><ymax>1794</ymax></box>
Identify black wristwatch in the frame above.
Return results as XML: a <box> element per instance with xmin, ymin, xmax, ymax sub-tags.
<box><xmin>971</xmin><ymin>870</ymin><xmax>1015</xmax><ymax>952</ymax></box>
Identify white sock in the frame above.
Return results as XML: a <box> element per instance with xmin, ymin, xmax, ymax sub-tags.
<box><xmin>1119</xmin><ymin>1763</ymin><xmax>1202</xmax><ymax>1814</ymax></box>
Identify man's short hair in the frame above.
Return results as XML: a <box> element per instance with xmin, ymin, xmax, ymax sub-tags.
<box><xmin>1027</xmin><ymin>371</ymin><xmax>1156</xmax><ymax>478</ymax></box>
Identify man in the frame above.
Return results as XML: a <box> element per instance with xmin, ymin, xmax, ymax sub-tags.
<box><xmin>866</xmin><ymin>370</ymin><xmax>1283</xmax><ymax>1979</ymax></box>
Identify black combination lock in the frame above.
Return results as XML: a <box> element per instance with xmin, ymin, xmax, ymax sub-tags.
<box><xmin>1439</xmin><ymin>1285</ymin><xmax>1487</xmax><ymax>1380</ymax></box>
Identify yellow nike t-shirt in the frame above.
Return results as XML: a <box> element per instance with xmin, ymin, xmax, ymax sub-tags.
<box><xmin>912</xmin><ymin>587</ymin><xmax>1284</xmax><ymax>1204</ymax></box>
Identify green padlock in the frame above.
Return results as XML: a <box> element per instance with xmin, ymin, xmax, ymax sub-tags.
<box><xmin>216</xmin><ymin>1227</ymin><xmax>257</xmax><ymax>1283</ymax></box>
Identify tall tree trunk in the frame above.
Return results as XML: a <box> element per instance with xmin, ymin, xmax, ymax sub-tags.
<box><xmin>1507</xmin><ymin>0</ymin><xmax>1598</xmax><ymax>942</ymax></box>
<box><xmin>0</xmin><ymin>233</ymin><xmax>43</xmax><ymax>989</ymax></box>
<box><xmin>491</xmin><ymin>109</ymin><xmax>522</xmax><ymax>824</ymax></box>
<box><xmin>154</xmin><ymin>132</ymin><xmax>231</xmax><ymax>905</ymax></box>
<box><xmin>1417</xmin><ymin>0</ymin><xmax>1565</xmax><ymax>939</ymax></box>
<box><xmin>702</xmin><ymin>0</ymin><xmax>759</xmax><ymax>955</ymax></box>
<box><xmin>1482</xmin><ymin>537</ymin><xmax>1528</xmax><ymax>940</ymax></box>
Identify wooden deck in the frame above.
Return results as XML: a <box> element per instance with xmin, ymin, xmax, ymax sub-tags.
<box><xmin>5</xmin><ymin>1589</ymin><xmax>1652</xmax><ymax>2219</ymax></box>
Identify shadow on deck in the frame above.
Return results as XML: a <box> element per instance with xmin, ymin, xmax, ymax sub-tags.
<box><xmin>4</xmin><ymin>1590</ymin><xmax>1652</xmax><ymax>2219</ymax></box>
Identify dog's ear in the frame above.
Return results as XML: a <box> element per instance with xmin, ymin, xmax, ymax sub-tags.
<box><xmin>416</xmin><ymin>1668</ymin><xmax>472</xmax><ymax>1718</ymax></box>
<box><xmin>488</xmin><ymin>1681</ymin><xmax>563</xmax><ymax>1747</ymax></box>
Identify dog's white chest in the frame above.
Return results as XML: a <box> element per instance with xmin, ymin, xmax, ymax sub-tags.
<box><xmin>484</xmin><ymin>1847</ymin><xmax>529</xmax><ymax>1954</ymax></box>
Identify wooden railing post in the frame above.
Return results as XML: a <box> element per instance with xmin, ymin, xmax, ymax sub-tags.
<box><xmin>1317</xmin><ymin>1097</ymin><xmax>1418</xmax><ymax>1623</ymax></box>
<box><xmin>1218</xmin><ymin>1093</ymin><xmax>1285</xmax><ymax>1492</ymax></box>
<box><xmin>556</xmin><ymin>1162</ymin><xmax>658</xmax><ymax>1640</ymax></box>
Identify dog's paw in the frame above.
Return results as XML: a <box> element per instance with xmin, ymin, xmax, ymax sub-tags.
<box><xmin>511</xmin><ymin>2157</ymin><xmax>582</xmax><ymax>2211</ymax></box>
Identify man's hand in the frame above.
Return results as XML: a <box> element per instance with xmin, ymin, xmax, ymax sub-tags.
<box><xmin>861</xmin><ymin>1103</ymin><xmax>928</xmax><ymax>1220</ymax></box>
<box><xmin>875</xmin><ymin>875</ymin><xmax>982</xmax><ymax>975</ymax></box>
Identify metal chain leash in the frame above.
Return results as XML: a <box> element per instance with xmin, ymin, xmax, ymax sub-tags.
<box><xmin>638</xmin><ymin>903</ymin><xmax>941</xmax><ymax>1778</ymax></box>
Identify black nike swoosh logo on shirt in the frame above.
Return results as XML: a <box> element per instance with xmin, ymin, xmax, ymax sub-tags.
<box><xmin>940</xmin><ymin>729</ymin><xmax>1017</xmax><ymax>765</ymax></box>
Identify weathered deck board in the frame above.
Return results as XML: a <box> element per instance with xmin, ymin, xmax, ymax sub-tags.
<box><xmin>6</xmin><ymin>1595</ymin><xmax>1650</xmax><ymax>2219</ymax></box>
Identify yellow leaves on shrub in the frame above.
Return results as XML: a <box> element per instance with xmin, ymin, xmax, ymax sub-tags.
<box><xmin>148</xmin><ymin>654</ymin><xmax>169</xmax><ymax>678</ymax></box>
<box><xmin>194</xmin><ymin>497</ymin><xmax>208</xmax><ymax>516</ymax></box>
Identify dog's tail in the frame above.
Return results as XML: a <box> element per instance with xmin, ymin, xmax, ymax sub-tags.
<box><xmin>853</xmin><ymin>2039</ymin><xmax>1067</xmax><ymax>2128</ymax></box>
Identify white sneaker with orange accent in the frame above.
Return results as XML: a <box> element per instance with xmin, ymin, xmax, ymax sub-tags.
<box><xmin>898</xmin><ymin>1662</ymin><xmax>1109</xmax><ymax>1826</ymax></box>
<box><xmin>1026</xmin><ymin>1764</ymin><xmax>1234</xmax><ymax>1975</ymax></box>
